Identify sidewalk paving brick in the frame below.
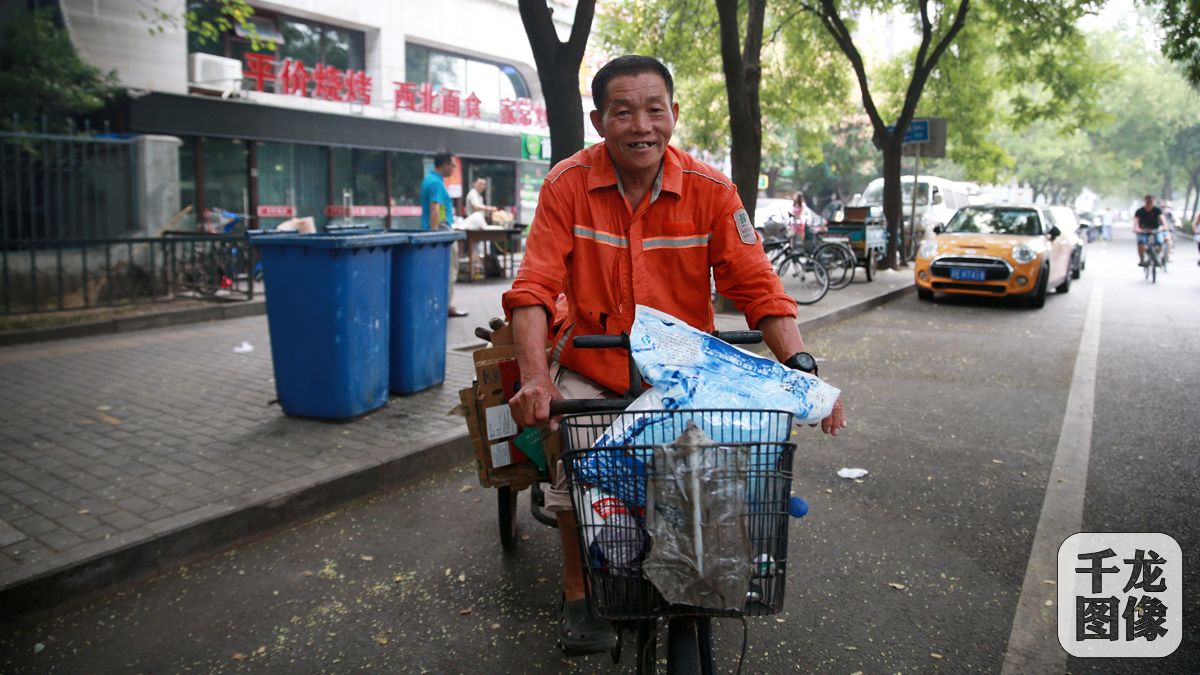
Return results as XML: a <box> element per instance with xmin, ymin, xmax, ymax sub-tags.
<box><xmin>0</xmin><ymin>268</ymin><xmax>912</xmax><ymax>615</ymax></box>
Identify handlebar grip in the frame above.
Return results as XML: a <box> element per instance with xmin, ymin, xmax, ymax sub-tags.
<box><xmin>713</xmin><ymin>330</ymin><xmax>763</xmax><ymax>345</ymax></box>
<box><xmin>572</xmin><ymin>335</ymin><xmax>628</xmax><ymax>349</ymax></box>
<box><xmin>548</xmin><ymin>399</ymin><xmax>631</xmax><ymax>416</ymax></box>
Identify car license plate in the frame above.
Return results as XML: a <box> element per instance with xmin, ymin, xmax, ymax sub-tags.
<box><xmin>950</xmin><ymin>267</ymin><xmax>986</xmax><ymax>281</ymax></box>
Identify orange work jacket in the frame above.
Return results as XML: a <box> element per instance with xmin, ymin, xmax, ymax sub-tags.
<box><xmin>502</xmin><ymin>143</ymin><xmax>797</xmax><ymax>393</ymax></box>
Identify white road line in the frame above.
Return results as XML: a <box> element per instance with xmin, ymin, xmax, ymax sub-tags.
<box><xmin>1001</xmin><ymin>280</ymin><xmax>1104</xmax><ymax>674</ymax></box>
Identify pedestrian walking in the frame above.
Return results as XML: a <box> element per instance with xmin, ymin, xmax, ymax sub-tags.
<box><xmin>421</xmin><ymin>151</ymin><xmax>468</xmax><ymax>317</ymax></box>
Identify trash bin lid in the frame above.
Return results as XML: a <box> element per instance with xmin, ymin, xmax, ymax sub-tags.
<box><xmin>250</xmin><ymin>229</ymin><xmax>465</xmax><ymax>249</ymax></box>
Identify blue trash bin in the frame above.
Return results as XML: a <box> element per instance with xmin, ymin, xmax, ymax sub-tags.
<box><xmin>251</xmin><ymin>230</ymin><xmax>407</xmax><ymax>420</ymax></box>
<box><xmin>388</xmin><ymin>230</ymin><xmax>466</xmax><ymax>394</ymax></box>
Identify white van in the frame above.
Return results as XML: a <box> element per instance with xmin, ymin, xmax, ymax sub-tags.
<box><xmin>857</xmin><ymin>175</ymin><xmax>969</xmax><ymax>239</ymax></box>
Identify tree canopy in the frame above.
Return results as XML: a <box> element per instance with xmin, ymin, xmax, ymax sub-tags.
<box><xmin>0</xmin><ymin>9</ymin><xmax>117</xmax><ymax>133</ymax></box>
<box><xmin>1142</xmin><ymin>0</ymin><xmax>1200</xmax><ymax>88</ymax></box>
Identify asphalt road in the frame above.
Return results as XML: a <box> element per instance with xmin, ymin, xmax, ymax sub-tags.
<box><xmin>1</xmin><ymin>230</ymin><xmax>1196</xmax><ymax>673</ymax></box>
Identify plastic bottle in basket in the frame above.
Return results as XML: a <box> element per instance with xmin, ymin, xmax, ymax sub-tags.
<box><xmin>578</xmin><ymin>486</ymin><xmax>644</xmax><ymax>568</ymax></box>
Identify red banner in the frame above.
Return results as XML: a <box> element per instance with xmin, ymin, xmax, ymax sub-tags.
<box><xmin>389</xmin><ymin>205</ymin><xmax>422</xmax><ymax>217</ymax></box>
<box><xmin>257</xmin><ymin>205</ymin><xmax>295</xmax><ymax>218</ymax></box>
<box><xmin>324</xmin><ymin>205</ymin><xmax>389</xmax><ymax>217</ymax></box>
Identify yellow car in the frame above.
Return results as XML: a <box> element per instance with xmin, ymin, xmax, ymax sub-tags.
<box><xmin>914</xmin><ymin>204</ymin><xmax>1075</xmax><ymax>308</ymax></box>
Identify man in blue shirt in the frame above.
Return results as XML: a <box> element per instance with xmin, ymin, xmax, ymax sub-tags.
<box><xmin>420</xmin><ymin>151</ymin><xmax>468</xmax><ymax>317</ymax></box>
<box><xmin>421</xmin><ymin>152</ymin><xmax>455</xmax><ymax>230</ymax></box>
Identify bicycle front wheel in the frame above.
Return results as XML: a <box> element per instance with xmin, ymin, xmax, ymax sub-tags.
<box><xmin>666</xmin><ymin>617</ymin><xmax>717</xmax><ymax>674</ymax></box>
<box><xmin>777</xmin><ymin>253</ymin><xmax>829</xmax><ymax>305</ymax></box>
<box><xmin>814</xmin><ymin>243</ymin><xmax>856</xmax><ymax>290</ymax></box>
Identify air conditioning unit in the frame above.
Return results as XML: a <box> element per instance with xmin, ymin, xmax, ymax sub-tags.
<box><xmin>188</xmin><ymin>53</ymin><xmax>244</xmax><ymax>98</ymax></box>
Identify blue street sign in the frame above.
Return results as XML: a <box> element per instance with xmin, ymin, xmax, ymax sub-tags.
<box><xmin>886</xmin><ymin>119</ymin><xmax>930</xmax><ymax>144</ymax></box>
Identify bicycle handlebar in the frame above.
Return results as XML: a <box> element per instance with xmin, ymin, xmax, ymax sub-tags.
<box><xmin>548</xmin><ymin>398</ymin><xmax>633</xmax><ymax>416</ymax></box>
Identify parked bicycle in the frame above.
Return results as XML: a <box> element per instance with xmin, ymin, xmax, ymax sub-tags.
<box><xmin>807</xmin><ymin>235</ymin><xmax>856</xmax><ymax>290</ymax></box>
<box><xmin>170</xmin><ymin>209</ymin><xmax>263</xmax><ymax>297</ymax></box>
<box><xmin>762</xmin><ymin>237</ymin><xmax>829</xmax><ymax>305</ymax></box>
<box><xmin>499</xmin><ymin>331</ymin><xmax>805</xmax><ymax>673</ymax></box>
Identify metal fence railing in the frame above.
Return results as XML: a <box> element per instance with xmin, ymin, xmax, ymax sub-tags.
<box><xmin>1</xmin><ymin>131</ymin><xmax>138</xmax><ymax>242</ymax></box>
<box><xmin>1</xmin><ymin>233</ymin><xmax>257</xmax><ymax>315</ymax></box>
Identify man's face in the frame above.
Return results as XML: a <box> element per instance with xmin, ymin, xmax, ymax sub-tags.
<box><xmin>474</xmin><ymin>178</ymin><xmax>487</xmax><ymax>193</ymax></box>
<box><xmin>1144</xmin><ymin>197</ymin><xmax>1154</xmax><ymax>210</ymax></box>
<box><xmin>438</xmin><ymin>158</ymin><xmax>456</xmax><ymax>178</ymax></box>
<box><xmin>590</xmin><ymin>72</ymin><xmax>678</xmax><ymax>177</ymax></box>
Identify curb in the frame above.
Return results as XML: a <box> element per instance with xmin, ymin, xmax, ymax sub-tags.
<box><xmin>0</xmin><ymin>301</ymin><xmax>267</xmax><ymax>347</ymax></box>
<box><xmin>796</xmin><ymin>283</ymin><xmax>913</xmax><ymax>334</ymax></box>
<box><xmin>0</xmin><ymin>429</ymin><xmax>473</xmax><ymax>620</ymax></box>
<box><xmin>0</xmin><ymin>283</ymin><xmax>913</xmax><ymax>620</ymax></box>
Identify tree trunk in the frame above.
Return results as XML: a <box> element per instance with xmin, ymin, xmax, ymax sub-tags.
<box><xmin>715</xmin><ymin>0</ymin><xmax>766</xmax><ymax>221</ymax></box>
<box><xmin>809</xmin><ymin>0</ymin><xmax>971</xmax><ymax>271</ymax></box>
<box><xmin>1189</xmin><ymin>167</ymin><xmax>1200</xmax><ymax>229</ymax></box>
<box><xmin>518</xmin><ymin>0</ymin><xmax>596</xmax><ymax>167</ymax></box>
<box><xmin>1184</xmin><ymin>166</ymin><xmax>1200</xmax><ymax>228</ymax></box>
<box><xmin>765</xmin><ymin>166</ymin><xmax>779</xmax><ymax>197</ymax></box>
<box><xmin>880</xmin><ymin>139</ymin><xmax>904</xmax><ymax>268</ymax></box>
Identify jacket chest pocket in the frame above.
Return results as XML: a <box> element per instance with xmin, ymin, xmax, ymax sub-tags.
<box><xmin>652</xmin><ymin>221</ymin><xmax>702</xmax><ymax>237</ymax></box>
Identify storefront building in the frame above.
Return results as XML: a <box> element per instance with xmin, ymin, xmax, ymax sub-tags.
<box><xmin>61</xmin><ymin>0</ymin><xmax>588</xmax><ymax>232</ymax></box>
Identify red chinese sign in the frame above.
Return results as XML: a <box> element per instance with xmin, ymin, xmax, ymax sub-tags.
<box><xmin>243</xmin><ymin>53</ymin><xmax>372</xmax><ymax>104</ymax></box>
<box><xmin>392</xmin><ymin>81</ymin><xmax>547</xmax><ymax>128</ymax></box>
<box><xmin>256</xmin><ymin>205</ymin><xmax>295</xmax><ymax>218</ymax></box>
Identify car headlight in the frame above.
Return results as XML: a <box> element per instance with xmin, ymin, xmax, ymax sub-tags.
<box><xmin>918</xmin><ymin>240</ymin><xmax>938</xmax><ymax>259</ymax></box>
<box><xmin>1012</xmin><ymin>243</ymin><xmax>1038</xmax><ymax>264</ymax></box>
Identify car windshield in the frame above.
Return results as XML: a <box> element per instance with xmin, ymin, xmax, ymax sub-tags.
<box><xmin>945</xmin><ymin>207</ymin><xmax>1042</xmax><ymax>235</ymax></box>
<box><xmin>755</xmin><ymin>199</ymin><xmax>792</xmax><ymax>227</ymax></box>
<box><xmin>861</xmin><ymin>181</ymin><xmax>929</xmax><ymax>206</ymax></box>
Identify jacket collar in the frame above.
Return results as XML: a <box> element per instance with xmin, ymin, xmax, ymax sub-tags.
<box><xmin>587</xmin><ymin>143</ymin><xmax>683</xmax><ymax>204</ymax></box>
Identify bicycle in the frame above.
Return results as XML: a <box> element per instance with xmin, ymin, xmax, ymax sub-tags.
<box><xmin>762</xmin><ymin>238</ymin><xmax>829</xmax><ymax>305</ymax></box>
<box><xmin>778</xmin><ymin>214</ymin><xmax>856</xmax><ymax>290</ymax></box>
<box><xmin>532</xmin><ymin>331</ymin><xmax>804</xmax><ymax>674</ymax></box>
<box><xmin>808</xmin><ymin>235</ymin><xmax>856</xmax><ymax>290</ymax></box>
<box><xmin>1139</xmin><ymin>229</ymin><xmax>1165</xmax><ymax>283</ymax></box>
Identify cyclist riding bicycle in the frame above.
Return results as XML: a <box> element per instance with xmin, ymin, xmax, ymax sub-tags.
<box><xmin>1133</xmin><ymin>194</ymin><xmax>1166</xmax><ymax>266</ymax></box>
<box><xmin>501</xmin><ymin>55</ymin><xmax>847</xmax><ymax>656</ymax></box>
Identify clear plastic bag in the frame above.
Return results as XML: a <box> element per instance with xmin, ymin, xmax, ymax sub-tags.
<box><xmin>642</xmin><ymin>423</ymin><xmax>751</xmax><ymax>610</ymax></box>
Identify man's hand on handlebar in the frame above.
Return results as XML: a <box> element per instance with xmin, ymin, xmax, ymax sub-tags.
<box><xmin>508</xmin><ymin>373</ymin><xmax>563</xmax><ymax>430</ymax></box>
<box><xmin>821</xmin><ymin>398</ymin><xmax>847</xmax><ymax>436</ymax></box>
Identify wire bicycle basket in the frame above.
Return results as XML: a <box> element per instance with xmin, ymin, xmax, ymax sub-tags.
<box><xmin>561</xmin><ymin>408</ymin><xmax>797</xmax><ymax>622</ymax></box>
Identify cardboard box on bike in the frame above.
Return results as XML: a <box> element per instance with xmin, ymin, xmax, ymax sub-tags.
<box><xmin>463</xmin><ymin>344</ymin><xmax>545</xmax><ymax>489</ymax></box>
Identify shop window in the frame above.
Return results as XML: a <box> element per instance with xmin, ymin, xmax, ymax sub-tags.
<box><xmin>405</xmin><ymin>44</ymin><xmax>530</xmax><ymax>122</ymax></box>
<box><xmin>201</xmin><ymin>138</ymin><xmax>248</xmax><ymax>220</ymax></box>
<box><xmin>258</xmin><ymin>142</ymin><xmax>328</xmax><ymax>228</ymax></box>
<box><xmin>188</xmin><ymin>6</ymin><xmax>365</xmax><ymax>94</ymax></box>
<box><xmin>279</xmin><ymin>17</ymin><xmax>364</xmax><ymax>71</ymax></box>
<box><xmin>390</xmin><ymin>152</ymin><xmax>424</xmax><ymax>230</ymax></box>
<box><xmin>465</xmin><ymin>160</ymin><xmax>516</xmax><ymax>212</ymax></box>
<box><xmin>331</xmin><ymin>147</ymin><xmax>387</xmax><ymax>229</ymax></box>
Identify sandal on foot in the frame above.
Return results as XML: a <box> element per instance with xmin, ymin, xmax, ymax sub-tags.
<box><xmin>558</xmin><ymin>596</ymin><xmax>617</xmax><ymax>656</ymax></box>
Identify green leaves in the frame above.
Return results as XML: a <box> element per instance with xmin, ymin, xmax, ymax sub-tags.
<box><xmin>0</xmin><ymin>9</ymin><xmax>117</xmax><ymax>133</ymax></box>
<box><xmin>184</xmin><ymin>0</ymin><xmax>275</xmax><ymax>51</ymax></box>
<box><xmin>596</xmin><ymin>0</ymin><xmax>850</xmax><ymax>157</ymax></box>
<box><xmin>1139</xmin><ymin>0</ymin><xmax>1200</xmax><ymax>88</ymax></box>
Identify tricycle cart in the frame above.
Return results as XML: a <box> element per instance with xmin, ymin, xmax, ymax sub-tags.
<box><xmin>825</xmin><ymin>206</ymin><xmax>886</xmax><ymax>282</ymax></box>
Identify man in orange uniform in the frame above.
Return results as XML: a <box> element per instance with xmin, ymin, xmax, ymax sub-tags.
<box><xmin>502</xmin><ymin>55</ymin><xmax>846</xmax><ymax>654</ymax></box>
